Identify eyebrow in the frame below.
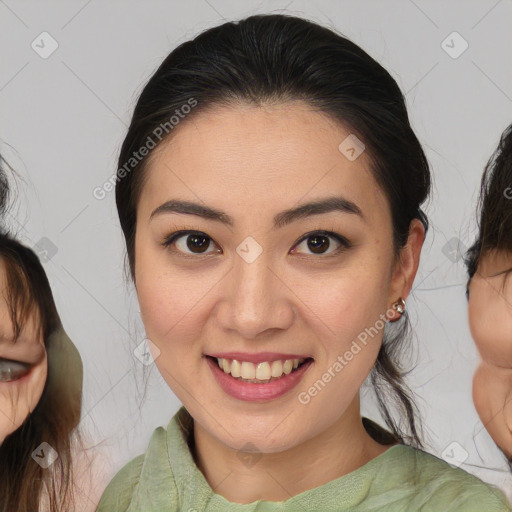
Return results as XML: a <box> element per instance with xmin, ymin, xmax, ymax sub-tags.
<box><xmin>150</xmin><ymin>196</ymin><xmax>364</xmax><ymax>228</ymax></box>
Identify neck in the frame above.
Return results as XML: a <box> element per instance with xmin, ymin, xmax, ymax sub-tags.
<box><xmin>192</xmin><ymin>396</ymin><xmax>394</xmax><ymax>504</ymax></box>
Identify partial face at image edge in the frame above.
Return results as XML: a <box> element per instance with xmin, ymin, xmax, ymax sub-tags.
<box><xmin>0</xmin><ymin>259</ymin><xmax>47</xmax><ymax>444</ymax></box>
<box><xmin>468</xmin><ymin>248</ymin><xmax>512</xmax><ymax>461</ymax></box>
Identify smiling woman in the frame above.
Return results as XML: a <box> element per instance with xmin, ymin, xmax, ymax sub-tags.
<box><xmin>97</xmin><ymin>13</ymin><xmax>511</xmax><ymax>511</ymax></box>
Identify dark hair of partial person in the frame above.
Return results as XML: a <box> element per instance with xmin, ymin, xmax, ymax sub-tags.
<box><xmin>0</xmin><ymin>232</ymin><xmax>83</xmax><ymax>512</ymax></box>
<box><xmin>0</xmin><ymin>154</ymin><xmax>13</xmax><ymax>220</ymax></box>
<box><xmin>464</xmin><ymin>123</ymin><xmax>512</xmax><ymax>298</ymax></box>
<box><xmin>114</xmin><ymin>14</ymin><xmax>431</xmax><ymax>449</ymax></box>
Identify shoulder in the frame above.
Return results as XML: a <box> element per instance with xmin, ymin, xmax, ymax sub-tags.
<box><xmin>386</xmin><ymin>444</ymin><xmax>511</xmax><ymax>511</ymax></box>
<box><xmin>95</xmin><ymin>454</ymin><xmax>145</xmax><ymax>512</ymax></box>
<box><xmin>96</xmin><ymin>426</ymin><xmax>178</xmax><ymax>512</ymax></box>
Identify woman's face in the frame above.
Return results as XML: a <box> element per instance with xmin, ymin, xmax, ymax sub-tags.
<box><xmin>0</xmin><ymin>260</ymin><xmax>47</xmax><ymax>444</ymax></box>
<box><xmin>134</xmin><ymin>102</ymin><xmax>422</xmax><ymax>453</ymax></box>
<box><xmin>469</xmin><ymin>249</ymin><xmax>512</xmax><ymax>459</ymax></box>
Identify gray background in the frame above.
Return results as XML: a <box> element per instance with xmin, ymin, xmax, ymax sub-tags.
<box><xmin>1</xmin><ymin>0</ymin><xmax>512</xmax><ymax>503</ymax></box>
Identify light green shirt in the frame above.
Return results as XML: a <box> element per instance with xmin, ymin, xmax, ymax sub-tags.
<box><xmin>97</xmin><ymin>407</ymin><xmax>511</xmax><ymax>511</ymax></box>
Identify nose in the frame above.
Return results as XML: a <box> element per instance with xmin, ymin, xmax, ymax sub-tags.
<box><xmin>216</xmin><ymin>246</ymin><xmax>294</xmax><ymax>339</ymax></box>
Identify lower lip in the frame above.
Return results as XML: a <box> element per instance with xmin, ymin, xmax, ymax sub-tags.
<box><xmin>206</xmin><ymin>356</ymin><xmax>313</xmax><ymax>402</ymax></box>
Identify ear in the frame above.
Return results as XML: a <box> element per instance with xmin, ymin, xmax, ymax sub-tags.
<box><xmin>387</xmin><ymin>218</ymin><xmax>425</xmax><ymax>320</ymax></box>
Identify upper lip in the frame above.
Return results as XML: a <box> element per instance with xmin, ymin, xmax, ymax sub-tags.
<box><xmin>206</xmin><ymin>352</ymin><xmax>313</xmax><ymax>364</ymax></box>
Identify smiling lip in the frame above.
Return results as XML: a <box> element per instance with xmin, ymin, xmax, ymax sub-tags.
<box><xmin>206</xmin><ymin>355</ymin><xmax>313</xmax><ymax>402</ymax></box>
<box><xmin>205</xmin><ymin>352</ymin><xmax>312</xmax><ymax>364</ymax></box>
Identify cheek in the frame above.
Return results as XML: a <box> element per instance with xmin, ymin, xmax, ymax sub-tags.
<box><xmin>319</xmin><ymin>254</ymin><xmax>391</xmax><ymax>329</ymax></box>
<box><xmin>136</xmin><ymin>273</ymin><xmax>199</xmax><ymax>355</ymax></box>
<box><xmin>135</xmin><ymin>245</ymin><xmax>218</xmax><ymax>365</ymax></box>
<box><xmin>469</xmin><ymin>284</ymin><xmax>512</xmax><ymax>365</ymax></box>
<box><xmin>0</xmin><ymin>388</ymin><xmax>24</xmax><ymax>441</ymax></box>
<box><xmin>473</xmin><ymin>364</ymin><xmax>512</xmax><ymax>458</ymax></box>
<box><xmin>136</xmin><ymin>236</ymin><xmax>185</xmax><ymax>340</ymax></box>
<box><xmin>292</xmin><ymin>256</ymin><xmax>390</xmax><ymax>370</ymax></box>
<box><xmin>311</xmin><ymin>282</ymin><xmax>384</xmax><ymax>343</ymax></box>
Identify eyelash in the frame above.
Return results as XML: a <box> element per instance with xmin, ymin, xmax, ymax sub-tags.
<box><xmin>161</xmin><ymin>226</ymin><xmax>352</xmax><ymax>259</ymax></box>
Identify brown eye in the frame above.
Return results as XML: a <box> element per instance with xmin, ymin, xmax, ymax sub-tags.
<box><xmin>307</xmin><ymin>234</ymin><xmax>331</xmax><ymax>254</ymax></box>
<box><xmin>182</xmin><ymin>233</ymin><xmax>210</xmax><ymax>253</ymax></box>
<box><xmin>292</xmin><ymin>231</ymin><xmax>350</xmax><ymax>256</ymax></box>
<box><xmin>163</xmin><ymin>231</ymin><xmax>220</xmax><ymax>256</ymax></box>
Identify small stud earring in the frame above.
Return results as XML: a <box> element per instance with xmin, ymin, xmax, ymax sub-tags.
<box><xmin>388</xmin><ymin>297</ymin><xmax>406</xmax><ymax>322</ymax></box>
<box><xmin>394</xmin><ymin>297</ymin><xmax>406</xmax><ymax>314</ymax></box>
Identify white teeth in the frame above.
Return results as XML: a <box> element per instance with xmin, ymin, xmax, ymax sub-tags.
<box><xmin>283</xmin><ymin>359</ymin><xmax>293</xmax><ymax>375</ymax></box>
<box><xmin>255</xmin><ymin>362</ymin><xmax>271</xmax><ymax>380</ymax></box>
<box><xmin>240</xmin><ymin>361</ymin><xmax>255</xmax><ymax>379</ymax></box>
<box><xmin>231</xmin><ymin>359</ymin><xmax>241</xmax><ymax>378</ymax></box>
<box><xmin>271</xmin><ymin>360</ymin><xmax>283</xmax><ymax>377</ymax></box>
<box><xmin>215</xmin><ymin>357</ymin><xmax>306</xmax><ymax>381</ymax></box>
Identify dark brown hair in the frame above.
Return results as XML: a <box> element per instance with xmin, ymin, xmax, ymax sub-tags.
<box><xmin>0</xmin><ymin>232</ymin><xmax>83</xmax><ymax>511</ymax></box>
<box><xmin>115</xmin><ymin>14</ymin><xmax>431</xmax><ymax>448</ymax></box>
<box><xmin>465</xmin><ymin>124</ymin><xmax>512</xmax><ymax>293</ymax></box>
<box><xmin>0</xmin><ymin>157</ymin><xmax>8</xmax><ymax>218</ymax></box>
<box><xmin>0</xmin><ymin>154</ymin><xmax>16</xmax><ymax>226</ymax></box>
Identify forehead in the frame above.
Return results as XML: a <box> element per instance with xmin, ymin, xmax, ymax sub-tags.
<box><xmin>0</xmin><ymin>258</ymin><xmax>40</xmax><ymax>345</ymax></box>
<box><xmin>468</xmin><ymin>250</ymin><xmax>512</xmax><ymax>307</ymax></box>
<box><xmin>475</xmin><ymin>249</ymin><xmax>512</xmax><ymax>276</ymax></box>
<box><xmin>138</xmin><ymin>102</ymin><xmax>388</xmax><ymax>223</ymax></box>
